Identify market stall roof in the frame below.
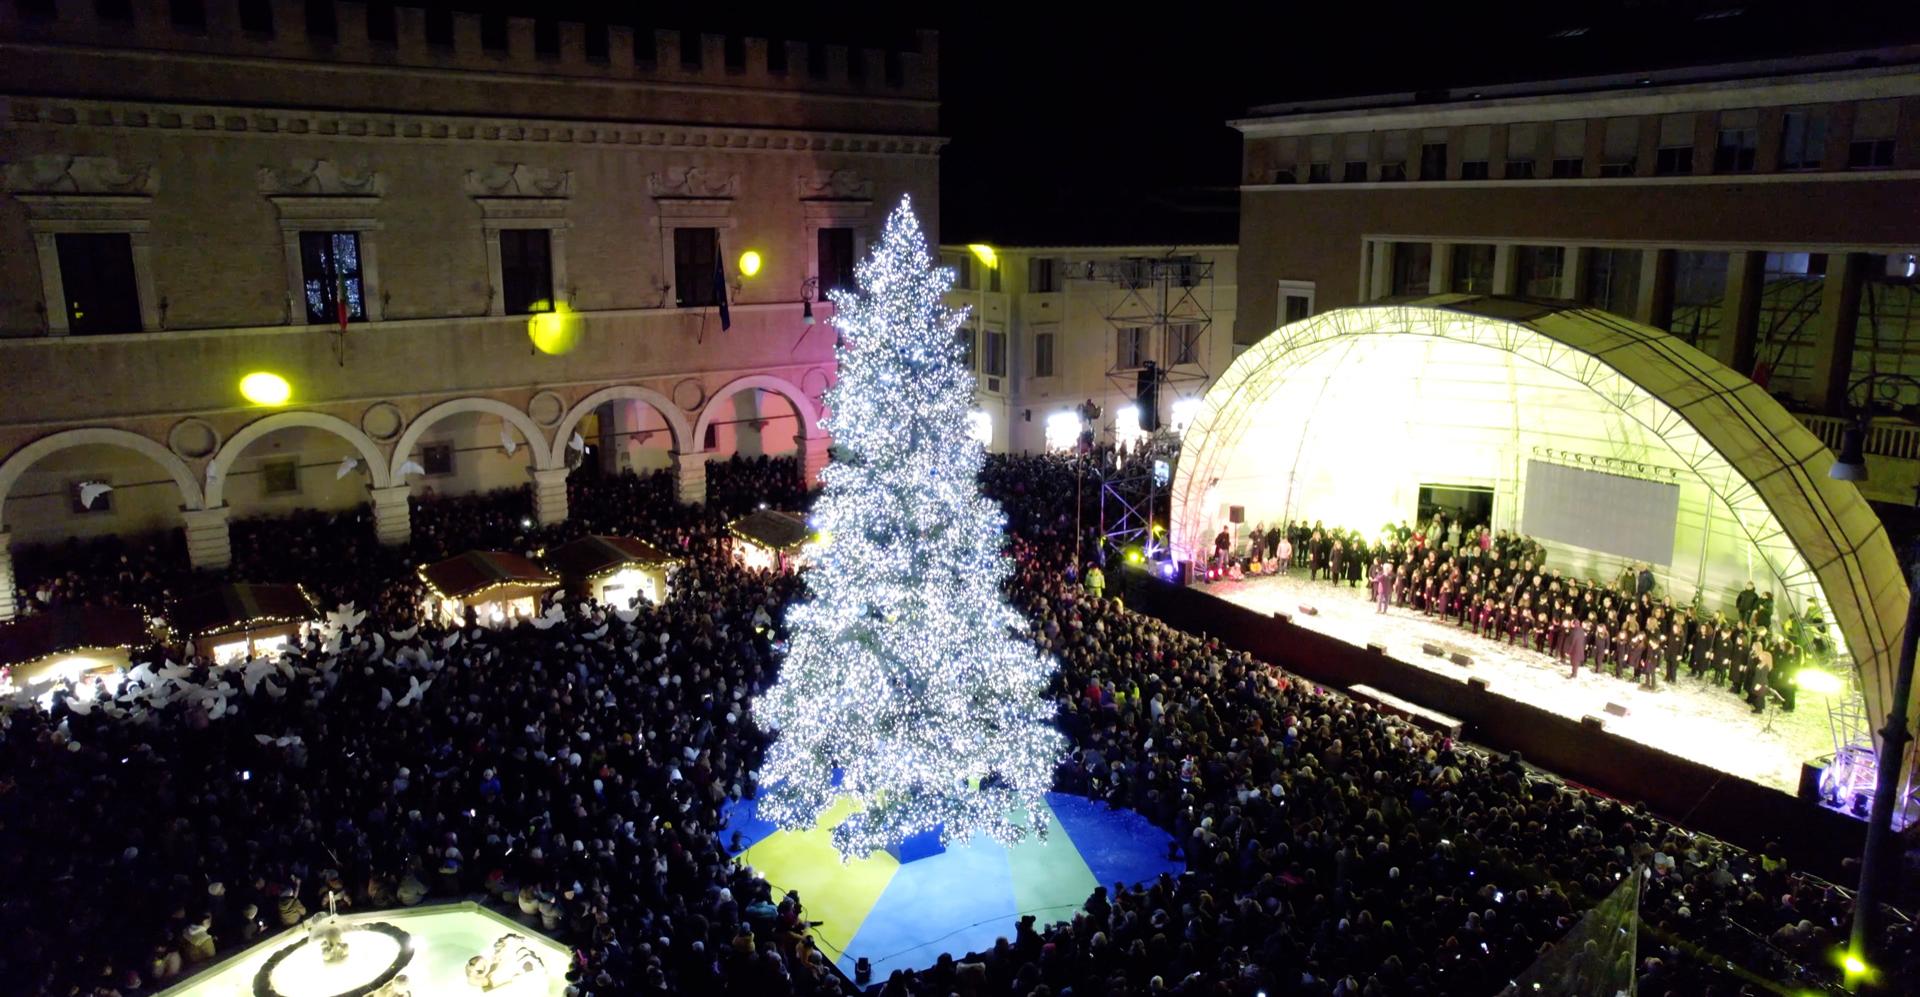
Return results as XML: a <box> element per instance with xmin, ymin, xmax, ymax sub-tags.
<box><xmin>729</xmin><ymin>509</ymin><xmax>812</xmax><ymax>552</ymax></box>
<box><xmin>419</xmin><ymin>550</ymin><xmax>558</xmax><ymax>601</ymax></box>
<box><xmin>171</xmin><ymin>583</ymin><xmax>320</xmax><ymax>639</ymax></box>
<box><xmin>0</xmin><ymin>606</ymin><xmax>151</xmax><ymax>667</ymax></box>
<box><xmin>543</xmin><ymin>535</ymin><xmax>677</xmax><ymax>580</ymax></box>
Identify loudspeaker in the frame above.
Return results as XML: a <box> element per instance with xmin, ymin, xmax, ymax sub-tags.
<box><xmin>1367</xmin><ymin>642</ymin><xmax>1388</xmax><ymax>654</ymax></box>
<box><xmin>1274</xmin><ymin>611</ymin><xmax>1293</xmax><ymax>624</ymax></box>
<box><xmin>1604</xmin><ymin>702</ymin><xmax>1630</xmax><ymax>718</ymax></box>
<box><xmin>1297</xmin><ymin>604</ymin><xmax>1318</xmax><ymax>616</ymax></box>
<box><xmin>1467</xmin><ymin>676</ymin><xmax>1490</xmax><ymax>692</ymax></box>
<box><xmin>1136</xmin><ymin>361</ymin><xmax>1161</xmax><ymax>430</ymax></box>
<box><xmin>1229</xmin><ymin>505</ymin><xmax>1245</xmax><ymax>524</ymax></box>
<box><xmin>1422</xmin><ymin>642</ymin><xmax>1445</xmax><ymax>656</ymax></box>
<box><xmin>1450</xmin><ymin>653</ymin><xmax>1473</xmax><ymax>667</ymax></box>
<box><xmin>1581</xmin><ymin>714</ymin><xmax>1606</xmax><ymax>731</ymax></box>
<box><xmin>1175</xmin><ymin>560</ymin><xmax>1193</xmax><ymax>586</ymax></box>
<box><xmin>1798</xmin><ymin>757</ymin><xmax>1828</xmax><ymax>803</ymax></box>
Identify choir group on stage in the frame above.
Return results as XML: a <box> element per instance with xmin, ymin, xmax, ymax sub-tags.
<box><xmin>1221</xmin><ymin>511</ymin><xmax>1832</xmax><ymax>718</ymax></box>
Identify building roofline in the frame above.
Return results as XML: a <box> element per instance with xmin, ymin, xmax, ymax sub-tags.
<box><xmin>936</xmin><ymin>244</ymin><xmax>1236</xmax><ymax>253</ymax></box>
<box><xmin>1234</xmin><ymin>46</ymin><xmax>1920</xmax><ymax>135</ymax></box>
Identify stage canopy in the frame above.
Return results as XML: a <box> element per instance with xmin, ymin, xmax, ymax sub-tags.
<box><xmin>1171</xmin><ymin>297</ymin><xmax>1910</xmax><ymax>754</ymax></box>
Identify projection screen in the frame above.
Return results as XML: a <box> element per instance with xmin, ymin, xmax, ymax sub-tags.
<box><xmin>1521</xmin><ymin>459</ymin><xmax>1680</xmax><ymax>565</ymax></box>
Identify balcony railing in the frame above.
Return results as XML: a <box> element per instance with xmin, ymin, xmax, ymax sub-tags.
<box><xmin>1798</xmin><ymin>412</ymin><xmax>1920</xmax><ymax>462</ymax></box>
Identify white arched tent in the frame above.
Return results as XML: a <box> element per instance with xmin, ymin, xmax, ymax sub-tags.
<box><xmin>1171</xmin><ymin>297</ymin><xmax>1911</xmax><ymax>756</ymax></box>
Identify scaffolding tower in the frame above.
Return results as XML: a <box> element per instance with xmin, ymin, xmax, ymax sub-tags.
<box><xmin>1061</xmin><ymin>253</ymin><xmax>1219</xmax><ymax>427</ymax></box>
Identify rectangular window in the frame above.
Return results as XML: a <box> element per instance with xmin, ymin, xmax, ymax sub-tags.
<box><xmin>816</xmin><ymin>228</ymin><xmax>856</xmax><ymax>301</ymax></box>
<box><xmin>1381</xmin><ymin>131</ymin><xmax>1407</xmax><ymax>182</ymax></box>
<box><xmin>298</xmin><ymin>231</ymin><xmax>366</xmax><ymax>326</ymax></box>
<box><xmin>421</xmin><ymin>442</ymin><xmax>455</xmax><ymax>477</ymax></box>
<box><xmin>424</xmin><ymin>7</ymin><xmax>452</xmax><ymax>47</ymax></box>
<box><xmin>238</xmin><ymin>0</ymin><xmax>273</xmax><ymax>34</ymax></box>
<box><xmin>767</xmin><ymin>36</ymin><xmax>788</xmax><ymax>74</ymax></box>
<box><xmin>1169</xmin><ymin>323</ymin><xmax>1204</xmax><ymax>366</ymax></box>
<box><xmin>1460</xmin><ymin>125</ymin><xmax>1490</xmax><ymax>180</ymax></box>
<box><xmin>1506</xmin><ymin>122</ymin><xmax>1540</xmax><ymax>178</ymax></box>
<box><xmin>1655</xmin><ymin>145</ymin><xmax>1694</xmax><ymax>175</ymax></box>
<box><xmin>96</xmin><ymin>1</ymin><xmax>133</xmax><ymax>20</ymax></box>
<box><xmin>1516</xmin><ymin>246</ymin><xmax>1566</xmax><ymax>298</ymax></box>
<box><xmin>583</xmin><ymin>22</ymin><xmax>608</xmax><ymax>61</ymax></box>
<box><xmin>632</xmin><ymin>25</ymin><xmax>657</xmax><ymax>69</ymax></box>
<box><xmin>480</xmin><ymin>13</ymin><xmax>508</xmax><ymax>52</ymax></box>
<box><xmin>723</xmin><ymin>34</ymin><xmax>746</xmax><ymax>71</ymax></box>
<box><xmin>1390</xmin><ymin>242</ymin><xmax>1432</xmax><ymax>295</ymax></box>
<box><xmin>956</xmin><ymin>326</ymin><xmax>975</xmax><ymax>370</ymax></box>
<box><xmin>534</xmin><ymin>18</ymin><xmax>560</xmax><ymax>57</ymax></box>
<box><xmin>261</xmin><ymin>458</ymin><xmax>300</xmax><ymax>496</ymax></box>
<box><xmin>807</xmin><ymin>41</ymin><xmax>828</xmax><ymax>79</ymax></box>
<box><xmin>1034</xmin><ymin>332</ymin><xmax>1055</xmax><ymax>377</ymax></box>
<box><xmin>1029</xmin><ymin>257</ymin><xmax>1058</xmax><ymax>293</ymax></box>
<box><xmin>1116</xmin><ymin>327</ymin><xmax>1147</xmax><ymax>369</ymax></box>
<box><xmin>1282</xmin><ymin>292</ymin><xmax>1312</xmax><ymax>324</ymax></box>
<box><xmin>949</xmin><ymin>254</ymin><xmax>973</xmax><ymax>291</ymax></box>
<box><xmin>1343</xmin><ymin>161</ymin><xmax>1368</xmax><ymax>182</ymax></box>
<box><xmin>1850</xmin><ymin>100</ymin><xmax>1898</xmax><ymax>169</ymax></box>
<box><xmin>1505</xmin><ymin>158</ymin><xmax>1535</xmax><ymax>179</ymax></box>
<box><xmin>1715</xmin><ymin>109</ymin><xmax>1759</xmax><ymax>172</ymax></box>
<box><xmin>1341</xmin><ymin>134</ymin><xmax>1368</xmax><ymax>182</ymax></box>
<box><xmin>1419</xmin><ymin>141</ymin><xmax>1448</xmax><ymax>181</ymax></box>
<box><xmin>365</xmin><ymin>2</ymin><xmax>396</xmax><ymax>43</ymax></box>
<box><xmin>54</xmin><ymin>233</ymin><xmax>141</xmax><ymax>335</ymax></box>
<box><xmin>671</xmin><ymin>227</ymin><xmax>718</xmax><ymax>308</ymax></box>
<box><xmin>499</xmin><ymin>229</ymin><xmax>554</xmax><ymax>315</ymax></box>
<box><xmin>987</xmin><ymin>262</ymin><xmax>1001</xmax><ymax>293</ymax></box>
<box><xmin>168</xmin><ymin>0</ymin><xmax>204</xmax><ymax>29</ymax></box>
<box><xmin>1308</xmin><ymin>135</ymin><xmax>1332</xmax><ymax>183</ymax></box>
<box><xmin>1655</xmin><ymin>114</ymin><xmax>1694</xmax><ymax>174</ymax></box>
<box><xmin>1602</xmin><ymin>117</ymin><xmax>1638</xmax><ymax>175</ymax></box>
<box><xmin>983</xmin><ymin>329</ymin><xmax>1007</xmax><ymax>378</ymax></box>
<box><xmin>1581</xmin><ymin>248</ymin><xmax>1642</xmax><ymax>316</ymax></box>
<box><xmin>1451</xmin><ymin>244</ymin><xmax>1496</xmax><ymax>293</ymax></box>
<box><xmin>1670</xmin><ymin>250</ymin><xmax>1729</xmax><ymax>346</ymax></box>
<box><xmin>1778</xmin><ymin>108</ymin><xmax>1828</xmax><ymax>170</ymax></box>
<box><xmin>304</xmin><ymin>0</ymin><xmax>336</xmax><ymax>40</ymax></box>
<box><xmin>1552</xmin><ymin>120</ymin><xmax>1585</xmax><ymax>175</ymax></box>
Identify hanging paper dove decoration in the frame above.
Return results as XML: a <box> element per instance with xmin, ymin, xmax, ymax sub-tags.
<box><xmin>397</xmin><ymin>675</ymin><xmax>434</xmax><ymax>707</ymax></box>
<box><xmin>390</xmin><ymin>624</ymin><xmax>420</xmax><ymax>641</ymax></box>
<box><xmin>569</xmin><ymin>432</ymin><xmax>586</xmax><ymax>452</ymax></box>
<box><xmin>336</xmin><ymin>456</ymin><xmax>360</xmax><ymax>479</ymax></box>
<box><xmin>398</xmin><ymin>459</ymin><xmax>427</xmax><ymax>478</ymax></box>
<box><xmin>77</xmin><ymin>481</ymin><xmax>113</xmax><ymax>509</ymax></box>
<box><xmin>501</xmin><ymin>427</ymin><xmax>518</xmax><ymax>457</ymax></box>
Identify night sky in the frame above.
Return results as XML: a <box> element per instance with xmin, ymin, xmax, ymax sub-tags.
<box><xmin>462</xmin><ymin>2</ymin><xmax>1917</xmax><ymax>246</ymax></box>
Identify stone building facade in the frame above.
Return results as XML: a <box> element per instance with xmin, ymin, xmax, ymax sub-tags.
<box><xmin>0</xmin><ymin>2</ymin><xmax>942</xmax><ymax>619</ymax></box>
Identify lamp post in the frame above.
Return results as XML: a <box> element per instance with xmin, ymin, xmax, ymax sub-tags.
<box><xmin>1831</xmin><ymin>392</ymin><xmax>1919</xmax><ymax>984</ymax></box>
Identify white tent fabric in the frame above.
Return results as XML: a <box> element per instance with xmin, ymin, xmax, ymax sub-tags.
<box><xmin>1172</xmin><ymin>298</ymin><xmax>1911</xmax><ymax>755</ymax></box>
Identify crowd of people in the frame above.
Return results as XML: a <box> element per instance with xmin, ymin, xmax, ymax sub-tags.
<box><xmin>0</xmin><ymin>450</ymin><xmax>1912</xmax><ymax>996</ymax></box>
<box><xmin>1229</xmin><ymin>514</ymin><xmax>1830</xmax><ymax>713</ymax></box>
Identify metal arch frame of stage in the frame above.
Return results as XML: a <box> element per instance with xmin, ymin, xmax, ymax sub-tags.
<box><xmin>1170</xmin><ymin>299</ymin><xmax>1915</xmax><ymax>805</ymax></box>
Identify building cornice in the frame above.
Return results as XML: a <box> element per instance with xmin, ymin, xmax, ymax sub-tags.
<box><xmin>0</xmin><ymin>95</ymin><xmax>949</xmax><ymax>158</ymax></box>
<box><xmin>1232</xmin><ymin>65</ymin><xmax>1920</xmax><ymax>137</ymax></box>
<box><xmin>0</xmin><ymin>40</ymin><xmax>941</xmax><ymax>110</ymax></box>
<box><xmin>1242</xmin><ymin>170</ymin><xmax>1920</xmax><ymax>193</ymax></box>
<box><xmin>938</xmin><ymin>244</ymin><xmax>1238</xmax><ymax>253</ymax></box>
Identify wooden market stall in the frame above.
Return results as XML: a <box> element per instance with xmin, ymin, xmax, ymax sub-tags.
<box><xmin>727</xmin><ymin>509</ymin><xmax>812</xmax><ymax>572</ymax></box>
<box><xmin>543</xmin><ymin>535</ymin><xmax>680</xmax><ymax>608</ymax></box>
<box><xmin>0</xmin><ymin>605</ymin><xmax>153</xmax><ymax>692</ymax></box>
<box><xmin>172</xmin><ymin>583</ymin><xmax>321</xmax><ymax>665</ymax></box>
<box><xmin>418</xmin><ymin>550</ymin><xmax>558</xmax><ymax>626</ymax></box>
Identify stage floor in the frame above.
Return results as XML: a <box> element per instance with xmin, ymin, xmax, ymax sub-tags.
<box><xmin>721</xmin><ymin>793</ymin><xmax>1183</xmax><ymax>981</ymax></box>
<box><xmin>1207</xmin><ymin>572</ymin><xmax>1828</xmax><ymax>795</ymax></box>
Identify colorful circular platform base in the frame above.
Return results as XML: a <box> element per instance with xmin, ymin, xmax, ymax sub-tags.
<box><xmin>721</xmin><ymin>793</ymin><xmax>1184</xmax><ymax>980</ymax></box>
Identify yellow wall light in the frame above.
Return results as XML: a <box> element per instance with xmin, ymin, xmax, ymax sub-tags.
<box><xmin>967</xmin><ymin>243</ymin><xmax>998</xmax><ymax>269</ymax></box>
<box><xmin>527</xmin><ymin>301</ymin><xmax>584</xmax><ymax>355</ymax></box>
<box><xmin>738</xmin><ymin>249</ymin><xmax>763</xmax><ymax>277</ymax></box>
<box><xmin>239</xmin><ymin>372</ymin><xmax>292</xmax><ymax>406</ymax></box>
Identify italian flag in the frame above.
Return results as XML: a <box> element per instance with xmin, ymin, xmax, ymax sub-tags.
<box><xmin>335</xmin><ymin>270</ymin><xmax>351</xmax><ymax>331</ymax></box>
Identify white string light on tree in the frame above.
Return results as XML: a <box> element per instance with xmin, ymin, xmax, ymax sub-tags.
<box><xmin>752</xmin><ymin>196</ymin><xmax>1064</xmax><ymax>858</ymax></box>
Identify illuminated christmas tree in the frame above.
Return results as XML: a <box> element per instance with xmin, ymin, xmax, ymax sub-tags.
<box><xmin>754</xmin><ymin>197</ymin><xmax>1064</xmax><ymax>857</ymax></box>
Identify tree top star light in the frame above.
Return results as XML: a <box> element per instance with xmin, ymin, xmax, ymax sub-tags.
<box><xmin>753</xmin><ymin>196</ymin><xmax>1064</xmax><ymax>858</ymax></box>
